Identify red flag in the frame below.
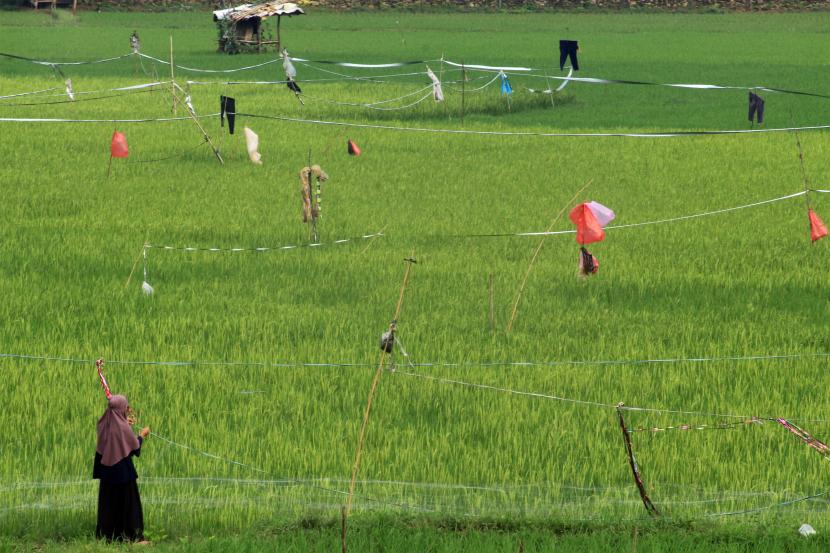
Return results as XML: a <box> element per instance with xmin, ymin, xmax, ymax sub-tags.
<box><xmin>347</xmin><ymin>138</ymin><xmax>361</xmax><ymax>156</ymax></box>
<box><xmin>809</xmin><ymin>208</ymin><xmax>828</xmax><ymax>242</ymax></box>
<box><xmin>569</xmin><ymin>203</ymin><xmax>605</xmax><ymax>245</ymax></box>
<box><xmin>110</xmin><ymin>131</ymin><xmax>129</xmax><ymax>158</ymax></box>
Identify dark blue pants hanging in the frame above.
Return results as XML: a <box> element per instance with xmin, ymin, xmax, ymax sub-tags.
<box><xmin>559</xmin><ymin>40</ymin><xmax>579</xmax><ymax>71</ymax></box>
<box><xmin>748</xmin><ymin>92</ymin><xmax>764</xmax><ymax>124</ymax></box>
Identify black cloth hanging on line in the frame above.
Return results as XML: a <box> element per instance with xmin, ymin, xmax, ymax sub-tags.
<box><xmin>286</xmin><ymin>79</ymin><xmax>302</xmax><ymax>94</ymax></box>
<box><xmin>220</xmin><ymin>95</ymin><xmax>236</xmax><ymax>134</ymax></box>
<box><xmin>559</xmin><ymin>40</ymin><xmax>579</xmax><ymax>71</ymax></box>
<box><xmin>748</xmin><ymin>92</ymin><xmax>764</xmax><ymax>124</ymax></box>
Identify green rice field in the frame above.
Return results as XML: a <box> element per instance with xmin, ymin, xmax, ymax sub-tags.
<box><xmin>2</xmin><ymin>7</ymin><xmax>830</xmax><ymax>549</ymax></box>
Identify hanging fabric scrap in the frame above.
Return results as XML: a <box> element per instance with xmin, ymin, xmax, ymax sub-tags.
<box><xmin>569</xmin><ymin>201</ymin><xmax>614</xmax><ymax>277</ymax></box>
<box><xmin>559</xmin><ymin>40</ymin><xmax>579</xmax><ymax>71</ymax></box>
<box><xmin>110</xmin><ymin>130</ymin><xmax>129</xmax><ymax>158</ymax></box>
<box><xmin>96</xmin><ymin>358</ymin><xmax>112</xmax><ymax>399</ymax></box>
<box><xmin>220</xmin><ymin>95</ymin><xmax>236</xmax><ymax>134</ymax></box>
<box><xmin>748</xmin><ymin>91</ymin><xmax>765</xmax><ymax>124</ymax></box>
<box><xmin>776</xmin><ymin>418</ymin><xmax>830</xmax><ymax>457</ymax></box>
<box><xmin>809</xmin><ymin>208</ymin><xmax>828</xmax><ymax>242</ymax></box>
<box><xmin>244</xmin><ymin>126</ymin><xmax>262</xmax><ymax>165</ymax></box>
<box><xmin>499</xmin><ymin>71</ymin><xmax>513</xmax><ymax>95</ymax></box>
<box><xmin>426</xmin><ymin>65</ymin><xmax>444</xmax><ymax>102</ymax></box>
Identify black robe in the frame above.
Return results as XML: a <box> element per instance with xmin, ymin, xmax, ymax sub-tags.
<box><xmin>93</xmin><ymin>437</ymin><xmax>144</xmax><ymax>541</ymax></box>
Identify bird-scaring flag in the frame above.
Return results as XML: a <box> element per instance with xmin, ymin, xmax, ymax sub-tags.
<box><xmin>348</xmin><ymin>138</ymin><xmax>361</xmax><ymax>156</ymax></box>
<box><xmin>244</xmin><ymin>126</ymin><xmax>262</xmax><ymax>165</ymax></box>
<box><xmin>426</xmin><ymin>66</ymin><xmax>444</xmax><ymax>102</ymax></box>
<box><xmin>110</xmin><ymin>131</ymin><xmax>129</xmax><ymax>158</ymax></box>
<box><xmin>499</xmin><ymin>72</ymin><xmax>513</xmax><ymax>95</ymax></box>
<box><xmin>96</xmin><ymin>358</ymin><xmax>112</xmax><ymax>399</ymax></box>
<box><xmin>809</xmin><ymin>208</ymin><xmax>828</xmax><ymax>242</ymax></box>
<box><xmin>65</xmin><ymin>79</ymin><xmax>74</xmax><ymax>101</ymax></box>
<box><xmin>569</xmin><ymin>201</ymin><xmax>615</xmax><ymax>245</ymax></box>
<box><xmin>282</xmin><ymin>50</ymin><xmax>302</xmax><ymax>94</ymax></box>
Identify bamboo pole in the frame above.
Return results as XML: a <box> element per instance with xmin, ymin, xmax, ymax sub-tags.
<box><xmin>170</xmin><ymin>36</ymin><xmax>177</xmax><ymax>115</ymax></box>
<box><xmin>506</xmin><ymin>179</ymin><xmax>592</xmax><ymax>332</ymax></box>
<box><xmin>344</xmin><ymin>254</ymin><xmax>417</xmax><ymax>526</ymax></box>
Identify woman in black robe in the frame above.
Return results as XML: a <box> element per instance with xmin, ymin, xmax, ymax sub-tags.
<box><xmin>93</xmin><ymin>394</ymin><xmax>150</xmax><ymax>542</ymax></box>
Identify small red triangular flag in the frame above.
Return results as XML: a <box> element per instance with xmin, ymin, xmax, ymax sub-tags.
<box><xmin>809</xmin><ymin>208</ymin><xmax>828</xmax><ymax>242</ymax></box>
<box><xmin>110</xmin><ymin>131</ymin><xmax>129</xmax><ymax>158</ymax></box>
<box><xmin>347</xmin><ymin>138</ymin><xmax>361</xmax><ymax>156</ymax></box>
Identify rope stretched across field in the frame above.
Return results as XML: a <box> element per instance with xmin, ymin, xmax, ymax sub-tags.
<box><xmin>150</xmin><ymin>431</ymin><xmax>432</xmax><ymax>513</ymax></box>
<box><xmin>3</xmin><ymin>350</ymin><xmax>830</xmax><ymax>371</ymax></box>
<box><xmin>144</xmin><ymin>232</ymin><xmax>384</xmax><ymax>253</ymax></box>
<box><xmin>239</xmin><ymin>111</ymin><xmax>830</xmax><ymax>138</ymax></box>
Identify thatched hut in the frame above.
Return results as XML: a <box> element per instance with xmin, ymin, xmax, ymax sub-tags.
<box><xmin>213</xmin><ymin>2</ymin><xmax>305</xmax><ymax>54</ymax></box>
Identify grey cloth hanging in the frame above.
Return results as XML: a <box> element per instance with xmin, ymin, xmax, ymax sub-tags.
<box><xmin>748</xmin><ymin>92</ymin><xmax>764</xmax><ymax>124</ymax></box>
<box><xmin>559</xmin><ymin>40</ymin><xmax>579</xmax><ymax>71</ymax></box>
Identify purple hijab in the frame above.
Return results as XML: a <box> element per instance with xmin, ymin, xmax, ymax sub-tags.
<box><xmin>97</xmin><ymin>395</ymin><xmax>140</xmax><ymax>466</ymax></box>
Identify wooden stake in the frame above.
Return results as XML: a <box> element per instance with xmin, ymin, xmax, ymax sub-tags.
<box><xmin>461</xmin><ymin>61</ymin><xmax>466</xmax><ymax>126</ymax></box>
<box><xmin>488</xmin><ymin>272</ymin><xmax>496</xmax><ymax>334</ymax></box>
<box><xmin>169</xmin><ymin>36</ymin><xmax>177</xmax><ymax>115</ymax></box>
<box><xmin>125</xmin><ymin>242</ymin><xmax>148</xmax><ymax>289</ymax></box>
<box><xmin>171</xmin><ymin>83</ymin><xmax>224</xmax><ymax>164</ymax></box>
<box><xmin>71</xmin><ymin>0</ymin><xmax>77</xmax><ymax>16</ymax></box>
<box><xmin>506</xmin><ymin>179</ymin><xmax>592</xmax><ymax>332</ymax></box>
<box><xmin>340</xmin><ymin>505</ymin><xmax>347</xmax><ymax>553</ymax></box>
<box><xmin>616</xmin><ymin>403</ymin><xmax>660</xmax><ymax>517</ymax></box>
<box><xmin>345</xmin><ymin>254</ymin><xmax>416</xmax><ymax>523</ymax></box>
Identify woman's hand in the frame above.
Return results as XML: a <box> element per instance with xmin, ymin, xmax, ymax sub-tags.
<box><xmin>139</xmin><ymin>427</ymin><xmax>150</xmax><ymax>439</ymax></box>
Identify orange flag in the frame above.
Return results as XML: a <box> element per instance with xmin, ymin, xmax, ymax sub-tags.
<box><xmin>569</xmin><ymin>203</ymin><xmax>605</xmax><ymax>245</ymax></box>
<box><xmin>110</xmin><ymin>131</ymin><xmax>129</xmax><ymax>158</ymax></box>
<box><xmin>347</xmin><ymin>138</ymin><xmax>361</xmax><ymax>156</ymax></box>
<box><xmin>809</xmin><ymin>208</ymin><xmax>828</xmax><ymax>242</ymax></box>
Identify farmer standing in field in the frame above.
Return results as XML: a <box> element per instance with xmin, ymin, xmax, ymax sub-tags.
<box><xmin>93</xmin><ymin>395</ymin><xmax>150</xmax><ymax>543</ymax></box>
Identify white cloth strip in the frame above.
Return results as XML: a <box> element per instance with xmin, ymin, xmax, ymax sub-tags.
<box><xmin>443</xmin><ymin>59</ymin><xmax>534</xmax><ymax>72</ymax></box>
<box><xmin>145</xmin><ymin>232</ymin><xmax>383</xmax><ymax>252</ymax></box>
<box><xmin>0</xmin><ymin>113</ymin><xmax>219</xmax><ymax>123</ymax></box>
<box><xmin>513</xmin><ymin>191</ymin><xmax>806</xmax><ymax>237</ymax></box>
<box><xmin>0</xmin><ymin>86</ymin><xmax>60</xmax><ymax>100</ymax></box>
<box><xmin>241</xmin><ymin>112</ymin><xmax>830</xmax><ymax>138</ymax></box>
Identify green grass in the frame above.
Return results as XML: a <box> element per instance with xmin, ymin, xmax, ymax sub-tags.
<box><xmin>2</xmin><ymin>8</ymin><xmax>830</xmax><ymax>549</ymax></box>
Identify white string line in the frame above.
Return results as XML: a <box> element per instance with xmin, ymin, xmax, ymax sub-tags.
<box><xmin>145</xmin><ymin>232</ymin><xmax>384</xmax><ymax>253</ymax></box>
<box><xmin>391</xmin><ymin>367</ymin><xmax>830</xmax><ymax>423</ymax></box>
<box><xmin>0</xmin><ymin>81</ymin><xmax>170</xmax><ymax>102</ymax></box>
<box><xmin>186</xmin><ymin>71</ymin><xmax>434</xmax><ymax>87</ymax></box>
<box><xmin>137</xmin><ymin>52</ymin><xmax>281</xmax><ymax>74</ymax></box>
<box><xmin>300</xmin><ymin>84</ymin><xmax>434</xmax><ymax>109</ymax></box>
<box><xmin>150</xmin><ymin>431</ymin><xmax>432</xmax><ymax>512</ymax></box>
<box><xmin>0</xmin><ymin>86</ymin><xmax>60</xmax><ymax>99</ymax></box>
<box><xmin>2</xmin><ymin>48</ymin><xmax>827</xmax><ymax>98</ymax></box>
<box><xmin>0</xmin><ymin>113</ymin><xmax>219</xmax><ymax>124</ymax></box>
<box><xmin>240</xmin><ymin>112</ymin><xmax>830</xmax><ymax>138</ymax></box>
<box><xmin>0</xmin><ymin>52</ymin><xmax>133</xmax><ymax>66</ymax></box>
<box><xmin>446</xmin><ymin>73</ymin><xmax>501</xmax><ymax>94</ymax></box>
<box><xmin>508</xmin><ymin>190</ymin><xmax>806</xmax><ymax>237</ymax></box>
<box><xmin>3</xmin><ymin>351</ymin><xmax>830</xmax><ymax>370</ymax></box>
<box><xmin>304</xmin><ymin>90</ymin><xmax>434</xmax><ymax>112</ymax></box>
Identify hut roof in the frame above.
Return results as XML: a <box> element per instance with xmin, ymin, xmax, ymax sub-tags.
<box><xmin>213</xmin><ymin>2</ymin><xmax>305</xmax><ymax>23</ymax></box>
